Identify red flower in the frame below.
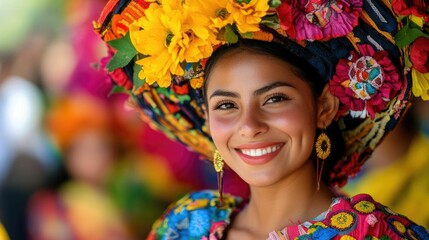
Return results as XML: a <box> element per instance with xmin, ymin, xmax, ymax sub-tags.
<box><xmin>276</xmin><ymin>0</ymin><xmax>297</xmax><ymax>39</ymax></box>
<box><xmin>410</xmin><ymin>37</ymin><xmax>429</xmax><ymax>73</ymax></box>
<box><xmin>392</xmin><ymin>0</ymin><xmax>429</xmax><ymax>22</ymax></box>
<box><xmin>329</xmin><ymin>44</ymin><xmax>403</xmax><ymax>119</ymax></box>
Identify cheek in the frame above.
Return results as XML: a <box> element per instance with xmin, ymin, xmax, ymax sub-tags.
<box><xmin>274</xmin><ymin>110</ymin><xmax>314</xmax><ymax>130</ymax></box>
<box><xmin>269</xmin><ymin>104</ymin><xmax>317</xmax><ymax>147</ymax></box>
<box><xmin>208</xmin><ymin>115</ymin><xmax>235</xmax><ymax>146</ymax></box>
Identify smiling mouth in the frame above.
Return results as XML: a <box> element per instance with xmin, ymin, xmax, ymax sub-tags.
<box><xmin>237</xmin><ymin>144</ymin><xmax>283</xmax><ymax>157</ymax></box>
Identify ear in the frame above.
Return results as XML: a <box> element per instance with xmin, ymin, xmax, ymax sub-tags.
<box><xmin>316</xmin><ymin>85</ymin><xmax>339</xmax><ymax>128</ymax></box>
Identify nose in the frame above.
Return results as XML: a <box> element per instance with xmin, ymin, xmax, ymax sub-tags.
<box><xmin>238</xmin><ymin>109</ymin><xmax>268</xmax><ymax>138</ymax></box>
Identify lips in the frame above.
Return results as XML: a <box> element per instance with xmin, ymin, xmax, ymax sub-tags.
<box><xmin>235</xmin><ymin>143</ymin><xmax>284</xmax><ymax>165</ymax></box>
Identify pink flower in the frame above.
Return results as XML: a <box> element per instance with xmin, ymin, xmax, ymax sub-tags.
<box><xmin>366</xmin><ymin>214</ymin><xmax>378</xmax><ymax>227</ymax></box>
<box><xmin>410</xmin><ymin>37</ymin><xmax>429</xmax><ymax>73</ymax></box>
<box><xmin>329</xmin><ymin>44</ymin><xmax>403</xmax><ymax>119</ymax></box>
<box><xmin>277</xmin><ymin>0</ymin><xmax>362</xmax><ymax>41</ymax></box>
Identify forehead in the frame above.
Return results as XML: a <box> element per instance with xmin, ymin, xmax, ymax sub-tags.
<box><xmin>206</xmin><ymin>50</ymin><xmax>304</xmax><ymax>90</ymax></box>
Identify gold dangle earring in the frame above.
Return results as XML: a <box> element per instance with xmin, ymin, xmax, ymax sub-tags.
<box><xmin>213</xmin><ymin>149</ymin><xmax>224</xmax><ymax>206</ymax></box>
<box><xmin>315</xmin><ymin>127</ymin><xmax>331</xmax><ymax>191</ymax></box>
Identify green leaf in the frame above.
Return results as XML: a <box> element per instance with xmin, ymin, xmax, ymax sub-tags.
<box><xmin>157</xmin><ymin>87</ymin><xmax>172</xmax><ymax>97</ymax></box>
<box><xmin>241</xmin><ymin>32</ymin><xmax>253</xmax><ymax>39</ymax></box>
<box><xmin>269</xmin><ymin>0</ymin><xmax>282</xmax><ymax>8</ymax></box>
<box><xmin>108</xmin><ymin>85</ymin><xmax>128</xmax><ymax>96</ymax></box>
<box><xmin>107</xmin><ymin>32</ymin><xmax>137</xmax><ymax>71</ymax></box>
<box><xmin>395</xmin><ymin>22</ymin><xmax>429</xmax><ymax>48</ymax></box>
<box><xmin>132</xmin><ymin>63</ymin><xmax>145</xmax><ymax>91</ymax></box>
<box><xmin>225</xmin><ymin>25</ymin><xmax>239</xmax><ymax>43</ymax></box>
<box><xmin>177</xmin><ymin>94</ymin><xmax>191</xmax><ymax>103</ymax></box>
<box><xmin>261</xmin><ymin>14</ymin><xmax>280</xmax><ymax>29</ymax></box>
<box><xmin>404</xmin><ymin>54</ymin><xmax>412</xmax><ymax>68</ymax></box>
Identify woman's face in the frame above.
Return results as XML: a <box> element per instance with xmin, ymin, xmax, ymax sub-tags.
<box><xmin>206</xmin><ymin>50</ymin><xmax>320</xmax><ymax>187</ymax></box>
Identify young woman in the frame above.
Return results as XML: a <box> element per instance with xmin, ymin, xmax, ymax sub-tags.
<box><xmin>94</xmin><ymin>0</ymin><xmax>429</xmax><ymax>239</ymax></box>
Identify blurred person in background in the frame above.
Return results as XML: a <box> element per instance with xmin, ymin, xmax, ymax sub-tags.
<box><xmin>27</xmin><ymin>92</ymin><xmax>132</xmax><ymax>240</ymax></box>
<box><xmin>344</xmin><ymin>99</ymin><xmax>429</xmax><ymax>228</ymax></box>
<box><xmin>0</xmin><ymin>25</ymin><xmax>60</xmax><ymax>240</ymax></box>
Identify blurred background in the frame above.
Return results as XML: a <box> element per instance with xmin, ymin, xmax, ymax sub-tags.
<box><xmin>0</xmin><ymin>0</ymin><xmax>428</xmax><ymax>239</ymax></box>
<box><xmin>0</xmin><ymin>0</ymin><xmax>223</xmax><ymax>239</ymax></box>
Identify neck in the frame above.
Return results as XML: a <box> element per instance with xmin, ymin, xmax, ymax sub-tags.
<box><xmin>233</xmin><ymin>161</ymin><xmax>334</xmax><ymax>236</ymax></box>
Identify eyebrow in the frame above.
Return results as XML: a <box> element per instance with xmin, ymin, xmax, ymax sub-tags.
<box><xmin>209</xmin><ymin>81</ymin><xmax>293</xmax><ymax>100</ymax></box>
<box><xmin>209</xmin><ymin>90</ymin><xmax>239</xmax><ymax>99</ymax></box>
<box><xmin>253</xmin><ymin>82</ymin><xmax>293</xmax><ymax>96</ymax></box>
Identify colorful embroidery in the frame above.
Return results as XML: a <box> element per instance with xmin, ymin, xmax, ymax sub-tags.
<box><xmin>354</xmin><ymin>200</ymin><xmax>376</xmax><ymax>214</ymax></box>
<box><xmin>329</xmin><ymin>44</ymin><xmax>402</xmax><ymax>119</ymax></box>
<box><xmin>149</xmin><ymin>192</ymin><xmax>429</xmax><ymax>239</ymax></box>
<box><xmin>277</xmin><ymin>0</ymin><xmax>363</xmax><ymax>41</ymax></box>
<box><xmin>147</xmin><ymin>190</ymin><xmax>243</xmax><ymax>240</ymax></box>
<box><xmin>329</xmin><ymin>211</ymin><xmax>357</xmax><ymax>232</ymax></box>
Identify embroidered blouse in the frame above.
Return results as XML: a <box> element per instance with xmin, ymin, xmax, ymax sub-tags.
<box><xmin>147</xmin><ymin>190</ymin><xmax>429</xmax><ymax>240</ymax></box>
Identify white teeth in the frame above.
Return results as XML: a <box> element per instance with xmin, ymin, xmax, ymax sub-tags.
<box><xmin>240</xmin><ymin>145</ymin><xmax>281</xmax><ymax>157</ymax></box>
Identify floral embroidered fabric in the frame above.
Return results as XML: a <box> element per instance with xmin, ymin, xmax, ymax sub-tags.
<box><xmin>148</xmin><ymin>190</ymin><xmax>428</xmax><ymax>240</ymax></box>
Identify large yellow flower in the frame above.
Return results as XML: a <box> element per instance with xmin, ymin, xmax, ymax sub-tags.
<box><xmin>226</xmin><ymin>0</ymin><xmax>269</xmax><ymax>33</ymax></box>
<box><xmin>130</xmin><ymin>0</ymin><xmax>217</xmax><ymax>87</ymax></box>
<box><xmin>185</xmin><ymin>0</ymin><xmax>231</xmax><ymax>31</ymax></box>
<box><xmin>411</xmin><ymin>69</ymin><xmax>429</xmax><ymax>100</ymax></box>
<box><xmin>137</xmin><ymin>54</ymin><xmax>184</xmax><ymax>88</ymax></box>
<box><xmin>130</xmin><ymin>4</ymin><xmax>176</xmax><ymax>86</ymax></box>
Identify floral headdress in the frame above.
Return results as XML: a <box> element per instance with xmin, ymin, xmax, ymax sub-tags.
<box><xmin>94</xmin><ymin>0</ymin><xmax>429</xmax><ymax>187</ymax></box>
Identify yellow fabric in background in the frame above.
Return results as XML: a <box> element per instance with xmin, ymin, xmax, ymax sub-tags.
<box><xmin>345</xmin><ymin>133</ymin><xmax>429</xmax><ymax>229</ymax></box>
<box><xmin>0</xmin><ymin>223</ymin><xmax>9</xmax><ymax>240</ymax></box>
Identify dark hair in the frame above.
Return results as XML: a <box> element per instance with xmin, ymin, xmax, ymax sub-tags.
<box><xmin>202</xmin><ymin>39</ymin><xmax>344</xmax><ymax>186</ymax></box>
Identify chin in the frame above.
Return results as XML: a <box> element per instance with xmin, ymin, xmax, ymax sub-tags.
<box><xmin>240</xmin><ymin>172</ymin><xmax>280</xmax><ymax>188</ymax></box>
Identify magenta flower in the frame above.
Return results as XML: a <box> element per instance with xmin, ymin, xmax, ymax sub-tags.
<box><xmin>278</xmin><ymin>0</ymin><xmax>362</xmax><ymax>41</ymax></box>
<box><xmin>329</xmin><ymin>44</ymin><xmax>403</xmax><ymax>119</ymax></box>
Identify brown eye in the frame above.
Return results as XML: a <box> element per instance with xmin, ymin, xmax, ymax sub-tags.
<box><xmin>264</xmin><ymin>93</ymin><xmax>289</xmax><ymax>105</ymax></box>
<box><xmin>213</xmin><ymin>100</ymin><xmax>237</xmax><ymax>110</ymax></box>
